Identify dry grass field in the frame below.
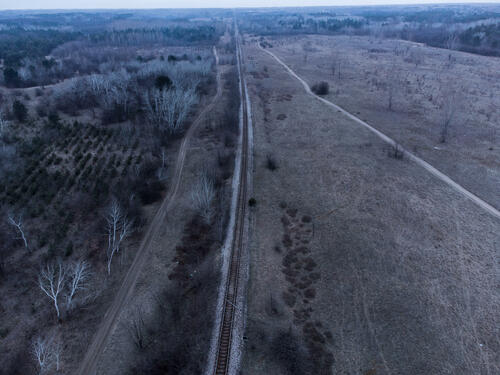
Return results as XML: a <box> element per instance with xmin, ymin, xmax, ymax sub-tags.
<box><xmin>241</xmin><ymin>39</ymin><xmax>500</xmax><ymax>375</ymax></box>
<box><xmin>257</xmin><ymin>34</ymin><xmax>500</xmax><ymax>209</ymax></box>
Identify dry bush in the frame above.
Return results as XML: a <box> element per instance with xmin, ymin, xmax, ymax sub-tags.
<box><xmin>190</xmin><ymin>171</ymin><xmax>215</xmax><ymax>224</ymax></box>
<box><xmin>387</xmin><ymin>143</ymin><xmax>404</xmax><ymax>159</ymax></box>
<box><xmin>270</xmin><ymin>329</ymin><xmax>312</xmax><ymax>375</ymax></box>
<box><xmin>129</xmin><ymin>217</ymin><xmax>219</xmax><ymax>375</ymax></box>
<box><xmin>127</xmin><ymin>307</ymin><xmax>149</xmax><ymax>351</ymax></box>
<box><xmin>266</xmin><ymin>153</ymin><xmax>278</xmax><ymax>171</ymax></box>
<box><xmin>311</xmin><ymin>81</ymin><xmax>329</xmax><ymax>95</ymax></box>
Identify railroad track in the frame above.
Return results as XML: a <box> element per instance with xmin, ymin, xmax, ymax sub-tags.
<box><xmin>212</xmin><ymin>26</ymin><xmax>250</xmax><ymax>375</ymax></box>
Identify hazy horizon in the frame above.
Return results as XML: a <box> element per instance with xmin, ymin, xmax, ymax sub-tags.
<box><xmin>1</xmin><ymin>0</ymin><xmax>498</xmax><ymax>11</ymax></box>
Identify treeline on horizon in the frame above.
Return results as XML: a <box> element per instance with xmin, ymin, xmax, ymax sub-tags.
<box><xmin>236</xmin><ymin>4</ymin><xmax>500</xmax><ymax>57</ymax></box>
<box><xmin>0</xmin><ymin>11</ymin><xmax>222</xmax><ymax>88</ymax></box>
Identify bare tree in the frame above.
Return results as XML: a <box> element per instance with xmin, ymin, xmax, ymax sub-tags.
<box><xmin>7</xmin><ymin>212</ymin><xmax>29</xmax><ymax>251</ymax></box>
<box><xmin>445</xmin><ymin>32</ymin><xmax>459</xmax><ymax>50</ymax></box>
<box><xmin>191</xmin><ymin>171</ymin><xmax>215</xmax><ymax>224</ymax></box>
<box><xmin>302</xmin><ymin>41</ymin><xmax>314</xmax><ymax>64</ymax></box>
<box><xmin>385</xmin><ymin>65</ymin><xmax>407</xmax><ymax>111</ymax></box>
<box><xmin>156</xmin><ymin>147</ymin><xmax>168</xmax><ymax>181</ymax></box>
<box><xmin>38</xmin><ymin>261</ymin><xmax>66</xmax><ymax>319</ymax></box>
<box><xmin>331</xmin><ymin>56</ymin><xmax>343</xmax><ymax>81</ymax></box>
<box><xmin>32</xmin><ymin>336</ymin><xmax>52</xmax><ymax>375</ymax></box>
<box><xmin>100</xmin><ymin>70</ymin><xmax>132</xmax><ymax>115</ymax></box>
<box><xmin>387</xmin><ymin>78</ymin><xmax>396</xmax><ymax>111</ymax></box>
<box><xmin>51</xmin><ymin>335</ymin><xmax>63</xmax><ymax>372</ymax></box>
<box><xmin>32</xmin><ymin>334</ymin><xmax>63</xmax><ymax>374</ymax></box>
<box><xmin>65</xmin><ymin>260</ymin><xmax>91</xmax><ymax>312</ymax></box>
<box><xmin>105</xmin><ymin>199</ymin><xmax>133</xmax><ymax>274</ymax></box>
<box><xmin>144</xmin><ymin>87</ymin><xmax>198</xmax><ymax>134</ymax></box>
<box><xmin>438</xmin><ymin>84</ymin><xmax>461</xmax><ymax>143</ymax></box>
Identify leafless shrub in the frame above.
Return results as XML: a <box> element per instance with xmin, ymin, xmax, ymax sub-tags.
<box><xmin>405</xmin><ymin>48</ymin><xmax>425</xmax><ymax>67</ymax></box>
<box><xmin>190</xmin><ymin>171</ymin><xmax>215</xmax><ymax>224</ymax></box>
<box><xmin>0</xmin><ymin>110</ymin><xmax>9</xmax><ymax>138</ymax></box>
<box><xmin>270</xmin><ymin>329</ymin><xmax>310</xmax><ymax>375</ymax></box>
<box><xmin>128</xmin><ymin>307</ymin><xmax>149</xmax><ymax>350</ymax></box>
<box><xmin>6</xmin><ymin>212</ymin><xmax>29</xmax><ymax>251</ymax></box>
<box><xmin>265</xmin><ymin>293</ymin><xmax>284</xmax><ymax>317</ymax></box>
<box><xmin>155</xmin><ymin>148</ymin><xmax>168</xmax><ymax>182</ymax></box>
<box><xmin>214</xmin><ymin>207</ymin><xmax>227</xmax><ymax>244</ymax></box>
<box><xmin>388</xmin><ymin>143</ymin><xmax>404</xmax><ymax>159</ymax></box>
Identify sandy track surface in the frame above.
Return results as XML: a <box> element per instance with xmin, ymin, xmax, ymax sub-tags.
<box><xmin>259</xmin><ymin>44</ymin><xmax>500</xmax><ymax>221</ymax></box>
<box><xmin>76</xmin><ymin>46</ymin><xmax>221</xmax><ymax>375</ymax></box>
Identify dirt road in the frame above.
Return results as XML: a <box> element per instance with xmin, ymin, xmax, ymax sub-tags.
<box><xmin>259</xmin><ymin>44</ymin><xmax>500</xmax><ymax>221</ymax></box>
<box><xmin>76</xmin><ymin>46</ymin><xmax>222</xmax><ymax>375</ymax></box>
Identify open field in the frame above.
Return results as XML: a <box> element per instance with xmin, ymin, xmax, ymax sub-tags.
<box><xmin>256</xmin><ymin>34</ymin><xmax>500</xmax><ymax>209</ymax></box>
<box><xmin>241</xmin><ymin>40</ymin><xmax>500</xmax><ymax>375</ymax></box>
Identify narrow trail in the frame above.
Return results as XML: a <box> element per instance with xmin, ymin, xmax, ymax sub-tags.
<box><xmin>259</xmin><ymin>44</ymin><xmax>500</xmax><ymax>221</ymax></box>
<box><xmin>76</xmin><ymin>46</ymin><xmax>222</xmax><ymax>375</ymax></box>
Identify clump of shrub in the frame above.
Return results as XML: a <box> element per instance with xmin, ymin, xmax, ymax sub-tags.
<box><xmin>311</xmin><ymin>81</ymin><xmax>329</xmax><ymax>95</ymax></box>
<box><xmin>65</xmin><ymin>242</ymin><xmax>73</xmax><ymax>257</ymax></box>
<box><xmin>388</xmin><ymin>143</ymin><xmax>404</xmax><ymax>159</ymax></box>
<box><xmin>12</xmin><ymin>100</ymin><xmax>28</xmax><ymax>122</ymax></box>
<box><xmin>270</xmin><ymin>329</ymin><xmax>310</xmax><ymax>375</ymax></box>
<box><xmin>266</xmin><ymin>154</ymin><xmax>278</xmax><ymax>171</ymax></box>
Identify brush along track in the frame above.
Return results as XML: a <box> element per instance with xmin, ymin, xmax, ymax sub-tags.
<box><xmin>76</xmin><ymin>46</ymin><xmax>221</xmax><ymax>375</ymax></box>
<box><xmin>213</xmin><ymin>33</ymin><xmax>249</xmax><ymax>375</ymax></box>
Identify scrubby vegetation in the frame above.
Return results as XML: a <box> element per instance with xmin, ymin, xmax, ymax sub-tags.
<box><xmin>0</xmin><ymin>9</ymin><xmax>224</xmax><ymax>375</ymax></box>
<box><xmin>127</xmin><ymin>39</ymin><xmax>240</xmax><ymax>374</ymax></box>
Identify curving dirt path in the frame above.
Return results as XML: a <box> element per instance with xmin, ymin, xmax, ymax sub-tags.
<box><xmin>259</xmin><ymin>44</ymin><xmax>500</xmax><ymax>221</ymax></box>
<box><xmin>76</xmin><ymin>46</ymin><xmax>222</xmax><ymax>375</ymax></box>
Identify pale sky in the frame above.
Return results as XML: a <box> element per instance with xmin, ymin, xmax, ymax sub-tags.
<box><xmin>0</xmin><ymin>0</ymin><xmax>497</xmax><ymax>10</ymax></box>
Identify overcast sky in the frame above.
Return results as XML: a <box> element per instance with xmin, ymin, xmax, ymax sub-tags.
<box><xmin>0</xmin><ymin>0</ymin><xmax>496</xmax><ymax>10</ymax></box>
